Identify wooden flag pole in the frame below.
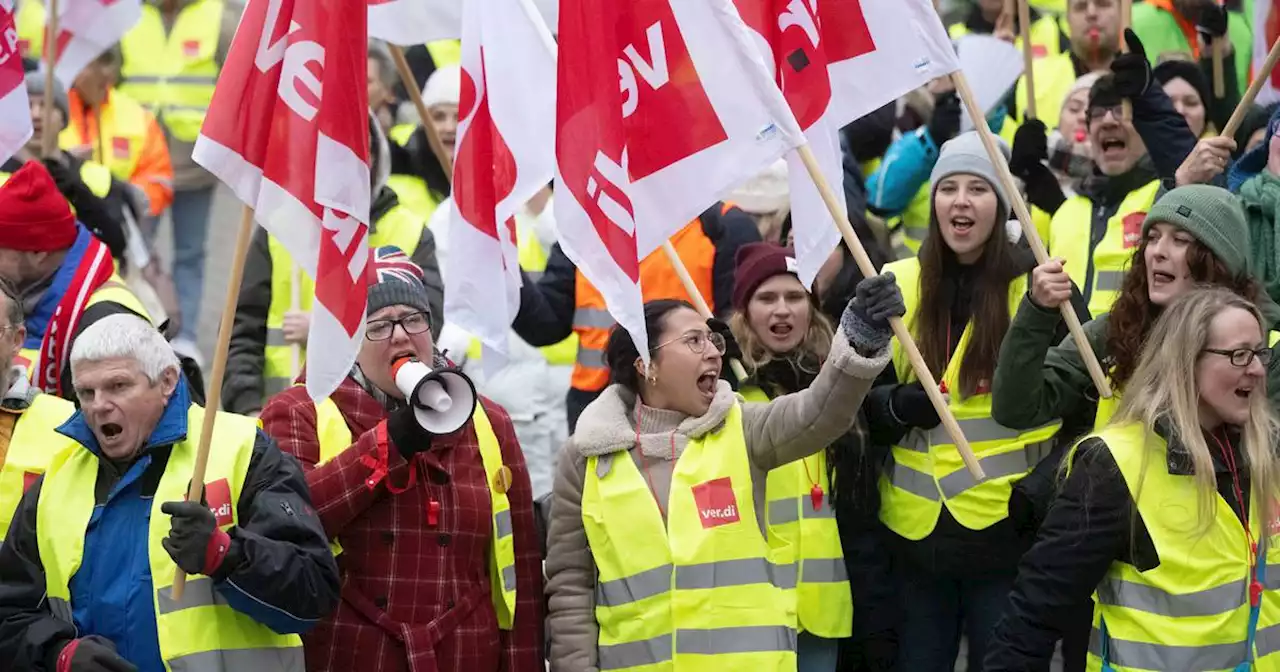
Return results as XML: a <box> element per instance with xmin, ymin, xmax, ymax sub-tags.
<box><xmin>1222</xmin><ymin>35</ymin><xmax>1280</xmax><ymax>137</ymax></box>
<box><xmin>94</xmin><ymin>106</ymin><xmax>106</xmax><ymax>165</ymax></box>
<box><xmin>387</xmin><ymin>44</ymin><xmax>453</xmax><ymax>183</ymax></box>
<box><xmin>790</xmin><ymin>145</ymin><xmax>983</xmax><ymax>480</ymax></box>
<box><xmin>40</xmin><ymin>0</ymin><xmax>60</xmax><ymax>157</ymax></box>
<box><xmin>1120</xmin><ymin>0</ymin><xmax>1133</xmax><ymax>121</ymax></box>
<box><xmin>1017</xmin><ymin>0</ymin><xmax>1036</xmax><ymax>119</ymax></box>
<box><xmin>171</xmin><ymin>204</ymin><xmax>256</xmax><ymax>600</ymax></box>
<box><xmin>1213</xmin><ymin>41</ymin><xmax>1226</xmax><ymax>99</ymax></box>
<box><xmin>659</xmin><ymin>241</ymin><xmax>750</xmax><ymax>383</ymax></box>
<box><xmin>950</xmin><ymin>71</ymin><xmax>1114</xmax><ymax>400</ymax></box>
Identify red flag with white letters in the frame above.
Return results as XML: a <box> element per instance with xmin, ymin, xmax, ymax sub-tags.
<box><xmin>194</xmin><ymin>0</ymin><xmax>370</xmax><ymax>401</ymax></box>
<box><xmin>0</xmin><ymin>0</ymin><xmax>30</xmax><ymax>163</ymax></box>
<box><xmin>555</xmin><ymin>0</ymin><xmax>804</xmax><ymax>361</ymax></box>
<box><xmin>447</xmin><ymin>0</ymin><xmax>556</xmax><ymax>373</ymax></box>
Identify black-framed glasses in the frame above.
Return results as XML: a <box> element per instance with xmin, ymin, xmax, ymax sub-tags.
<box><xmin>653</xmin><ymin>330</ymin><xmax>726</xmax><ymax>355</ymax></box>
<box><xmin>366</xmin><ymin>312</ymin><xmax>430</xmax><ymax>341</ymax></box>
<box><xmin>1202</xmin><ymin>347</ymin><xmax>1273</xmax><ymax>368</ymax></box>
<box><xmin>1086</xmin><ymin>104</ymin><xmax>1125</xmax><ymax>125</ymax></box>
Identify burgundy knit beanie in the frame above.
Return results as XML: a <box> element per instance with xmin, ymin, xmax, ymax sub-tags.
<box><xmin>732</xmin><ymin>242</ymin><xmax>798</xmax><ymax>312</ymax></box>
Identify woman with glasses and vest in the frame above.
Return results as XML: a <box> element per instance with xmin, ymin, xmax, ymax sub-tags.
<box><xmin>545</xmin><ymin>272</ymin><xmax>903</xmax><ymax>671</ymax></box>
<box><xmin>985</xmin><ymin>287</ymin><xmax>1280</xmax><ymax>671</ymax></box>
<box><xmin>725</xmin><ymin>242</ymin><xmax>898</xmax><ymax>672</ymax></box>
<box><xmin>259</xmin><ymin>247</ymin><xmax>544</xmax><ymax>672</ymax></box>
<box><xmin>865</xmin><ymin>131</ymin><xmax>1089</xmax><ymax>671</ymax></box>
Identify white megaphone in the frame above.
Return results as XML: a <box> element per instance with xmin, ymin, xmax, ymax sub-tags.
<box><xmin>391</xmin><ymin>357</ymin><xmax>478</xmax><ymax>434</ymax></box>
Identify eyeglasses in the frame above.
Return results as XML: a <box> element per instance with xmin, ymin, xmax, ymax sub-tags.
<box><xmin>1086</xmin><ymin>104</ymin><xmax>1125</xmax><ymax>124</ymax></box>
<box><xmin>1202</xmin><ymin>347</ymin><xmax>1273</xmax><ymax>368</ymax></box>
<box><xmin>653</xmin><ymin>330</ymin><xmax>726</xmax><ymax>356</ymax></box>
<box><xmin>366</xmin><ymin>312</ymin><xmax>430</xmax><ymax>341</ymax></box>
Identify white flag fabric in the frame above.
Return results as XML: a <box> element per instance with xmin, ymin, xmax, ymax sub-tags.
<box><xmin>368</xmin><ymin>0</ymin><xmax>557</xmax><ymax>45</ymax></box>
<box><xmin>1255</xmin><ymin>0</ymin><xmax>1280</xmax><ymax>108</ymax></box>
<box><xmin>555</xmin><ymin>0</ymin><xmax>804</xmax><ymax>363</ymax></box>
<box><xmin>446</xmin><ymin>0</ymin><xmax>556</xmax><ymax>376</ymax></box>
<box><xmin>0</xmin><ymin>0</ymin><xmax>31</xmax><ymax>163</ymax></box>
<box><xmin>49</xmin><ymin>0</ymin><xmax>141</xmax><ymax>89</ymax></box>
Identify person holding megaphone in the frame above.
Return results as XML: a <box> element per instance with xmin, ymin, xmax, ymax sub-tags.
<box><xmin>259</xmin><ymin>246</ymin><xmax>544</xmax><ymax>672</ymax></box>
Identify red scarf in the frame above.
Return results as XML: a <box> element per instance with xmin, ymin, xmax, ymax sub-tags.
<box><xmin>33</xmin><ymin>235</ymin><xmax>114</xmax><ymax>395</ymax></box>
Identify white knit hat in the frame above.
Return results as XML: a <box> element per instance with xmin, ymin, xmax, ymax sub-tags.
<box><xmin>727</xmin><ymin>159</ymin><xmax>789</xmax><ymax>214</ymax></box>
<box><xmin>422</xmin><ymin>64</ymin><xmax>461</xmax><ymax>108</ymax></box>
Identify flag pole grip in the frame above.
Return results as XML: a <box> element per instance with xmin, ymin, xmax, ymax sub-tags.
<box><xmin>40</xmin><ymin>0</ymin><xmax>60</xmax><ymax>157</ymax></box>
<box><xmin>1222</xmin><ymin>35</ymin><xmax>1280</xmax><ymax>138</ymax></box>
<box><xmin>1017</xmin><ymin>0</ymin><xmax>1036</xmax><ymax>119</ymax></box>
<box><xmin>1213</xmin><ymin>40</ymin><xmax>1226</xmax><ymax>99</ymax></box>
<box><xmin>387</xmin><ymin>45</ymin><xmax>453</xmax><ymax>184</ymax></box>
<box><xmin>792</xmin><ymin>143</ymin><xmax>983</xmax><ymax>480</ymax></box>
<box><xmin>659</xmin><ymin>241</ymin><xmax>749</xmax><ymax>383</ymax></box>
<box><xmin>950</xmin><ymin>71</ymin><xmax>1113</xmax><ymax>401</ymax></box>
<box><xmin>172</xmin><ymin>204</ymin><xmax>256</xmax><ymax>601</ymax></box>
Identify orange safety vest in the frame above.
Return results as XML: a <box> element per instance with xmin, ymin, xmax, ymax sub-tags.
<box><xmin>570</xmin><ymin>218</ymin><xmax>717</xmax><ymax>393</ymax></box>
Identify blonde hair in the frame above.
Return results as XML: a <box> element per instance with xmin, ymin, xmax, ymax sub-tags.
<box><xmin>1111</xmin><ymin>287</ymin><xmax>1280</xmax><ymax>533</ymax></box>
<box><xmin>728</xmin><ymin>297</ymin><xmax>834</xmax><ymax>376</ymax></box>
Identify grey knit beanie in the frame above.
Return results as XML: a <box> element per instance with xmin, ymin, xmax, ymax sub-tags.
<box><xmin>367</xmin><ymin>246</ymin><xmax>432</xmax><ymax>317</ymax></box>
<box><xmin>1143</xmin><ymin>185</ymin><xmax>1249</xmax><ymax>277</ymax></box>
<box><xmin>930</xmin><ymin>131</ymin><xmax>1011</xmax><ymax>226</ymax></box>
<box><xmin>24</xmin><ymin>71</ymin><xmax>68</xmax><ymax>123</ymax></box>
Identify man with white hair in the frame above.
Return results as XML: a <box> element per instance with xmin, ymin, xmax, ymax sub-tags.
<box><xmin>0</xmin><ymin>314</ymin><xmax>339</xmax><ymax>671</ymax></box>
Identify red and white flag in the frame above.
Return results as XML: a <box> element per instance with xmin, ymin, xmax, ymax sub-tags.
<box><xmin>1255</xmin><ymin>0</ymin><xmax>1280</xmax><ymax>107</ymax></box>
<box><xmin>446</xmin><ymin>0</ymin><xmax>556</xmax><ymax>373</ymax></box>
<box><xmin>367</xmin><ymin>0</ymin><xmax>556</xmax><ymax>45</ymax></box>
<box><xmin>0</xmin><ymin>0</ymin><xmax>31</xmax><ymax>163</ymax></box>
<box><xmin>44</xmin><ymin>0</ymin><xmax>142</xmax><ymax>89</ymax></box>
<box><xmin>734</xmin><ymin>0</ymin><xmax>958</xmax><ymax>284</ymax></box>
<box><xmin>555</xmin><ymin>0</ymin><xmax>804</xmax><ymax>361</ymax></box>
<box><xmin>194</xmin><ymin>0</ymin><xmax>370</xmax><ymax>401</ymax></box>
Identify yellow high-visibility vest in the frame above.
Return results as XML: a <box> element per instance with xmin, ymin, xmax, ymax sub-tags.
<box><xmin>36</xmin><ymin>404</ymin><xmax>305</xmax><ymax>668</ymax></box>
<box><xmin>741</xmin><ymin>385</ymin><xmax>851</xmax><ymax>639</ymax></box>
<box><xmin>948</xmin><ymin>14</ymin><xmax>1064</xmax><ymax>59</ymax></box>
<box><xmin>879</xmin><ymin>257</ymin><xmax>1062</xmax><ymax>540</ymax></box>
<box><xmin>59</xmin><ymin>90</ymin><xmax>152</xmax><ymax>183</ymax></box>
<box><xmin>119</xmin><ymin>0</ymin><xmax>223</xmax><ymax>142</ymax></box>
<box><xmin>262</xmin><ymin>205</ymin><xmax>424</xmax><ymax>400</ymax></box>
<box><xmin>1014</xmin><ymin>51</ymin><xmax>1081</xmax><ymax>130</ymax></box>
<box><xmin>1084</xmin><ymin>421</ymin><xmax>1280</xmax><ymax>671</ymax></box>
<box><xmin>386</xmin><ymin>124</ymin><xmax>442</xmax><ymax>223</ymax></box>
<box><xmin>1049</xmin><ymin>180</ymin><xmax>1160</xmax><ymax>317</ymax></box>
<box><xmin>311</xmin><ymin>395</ymin><xmax>517</xmax><ymax>628</ymax></box>
<box><xmin>0</xmin><ymin>393</ymin><xmax>75</xmax><ymax>540</ymax></box>
<box><xmin>582</xmin><ymin>402</ymin><xmax>798</xmax><ymax>670</ymax></box>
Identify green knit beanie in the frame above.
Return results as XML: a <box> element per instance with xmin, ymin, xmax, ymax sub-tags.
<box><xmin>1142</xmin><ymin>185</ymin><xmax>1249</xmax><ymax>277</ymax></box>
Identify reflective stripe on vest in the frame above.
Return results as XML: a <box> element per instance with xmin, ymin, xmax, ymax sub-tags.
<box><xmin>36</xmin><ymin>404</ymin><xmax>305</xmax><ymax>669</ymax></box>
<box><xmin>60</xmin><ymin>91</ymin><xmax>150</xmax><ymax>182</ymax></box>
<box><xmin>742</xmin><ymin>385</ymin><xmax>851</xmax><ymax>638</ymax></box>
<box><xmin>879</xmin><ymin>257</ymin><xmax>1063</xmax><ymax>540</ymax></box>
<box><xmin>583</xmin><ymin>402</ymin><xmax>798</xmax><ymax>670</ymax></box>
<box><xmin>1049</xmin><ymin>180</ymin><xmax>1160</xmax><ymax>318</ymax></box>
<box><xmin>263</xmin><ymin>205</ymin><xmax>424</xmax><ymax>400</ymax></box>
<box><xmin>311</xmin><ymin>395</ymin><xmax>517</xmax><ymax>628</ymax></box>
<box><xmin>1084</xmin><ymin>421</ymin><xmax>1280</xmax><ymax>672</ymax></box>
<box><xmin>119</xmin><ymin>1</ymin><xmax>223</xmax><ymax>142</ymax></box>
<box><xmin>572</xmin><ymin>218</ymin><xmax>717</xmax><ymax>393</ymax></box>
<box><xmin>0</xmin><ymin>394</ymin><xmax>75</xmax><ymax>540</ymax></box>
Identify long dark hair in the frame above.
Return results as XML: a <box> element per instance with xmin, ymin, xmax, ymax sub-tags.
<box><xmin>915</xmin><ymin>203</ymin><xmax>1022</xmax><ymax>398</ymax></box>
<box><xmin>1106</xmin><ymin>239</ymin><xmax>1261</xmax><ymax>387</ymax></box>
<box><xmin>603</xmin><ymin>299</ymin><xmax>694</xmax><ymax>394</ymax></box>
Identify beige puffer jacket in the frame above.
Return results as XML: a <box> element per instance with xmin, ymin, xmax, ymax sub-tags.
<box><xmin>544</xmin><ymin>334</ymin><xmax>890</xmax><ymax>671</ymax></box>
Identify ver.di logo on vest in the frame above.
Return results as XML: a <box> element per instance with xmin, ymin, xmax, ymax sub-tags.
<box><xmin>205</xmin><ymin>478</ymin><xmax>235</xmax><ymax>527</ymax></box>
<box><xmin>692</xmin><ymin>477</ymin><xmax>740</xmax><ymax>529</ymax></box>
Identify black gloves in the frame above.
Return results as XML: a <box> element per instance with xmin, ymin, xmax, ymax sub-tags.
<box><xmin>1196</xmin><ymin>0</ymin><xmax>1228</xmax><ymax>43</ymax></box>
<box><xmin>54</xmin><ymin>636</ymin><xmax>137</xmax><ymax>672</ymax></box>
<box><xmin>1009</xmin><ymin>119</ymin><xmax>1067</xmax><ymax>214</ymax></box>
<box><xmin>1110</xmin><ymin>29</ymin><xmax>1152</xmax><ymax>99</ymax></box>
<box><xmin>927</xmin><ymin>92</ymin><xmax>962</xmax><ymax>147</ymax></box>
<box><xmin>889</xmin><ymin>381</ymin><xmax>942</xmax><ymax>430</ymax></box>
<box><xmin>160</xmin><ymin>500</ymin><xmax>232</xmax><ymax>577</ymax></box>
<box><xmin>387</xmin><ymin>403</ymin><xmax>435</xmax><ymax>460</ymax></box>
<box><xmin>841</xmin><ymin>273</ymin><xmax>905</xmax><ymax>355</ymax></box>
<box><xmin>42</xmin><ymin>156</ymin><xmax>82</xmax><ymax>194</ymax></box>
<box><xmin>706</xmin><ymin>317</ymin><xmax>742</xmax><ymax>361</ymax></box>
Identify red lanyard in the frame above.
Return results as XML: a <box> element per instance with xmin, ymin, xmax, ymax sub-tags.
<box><xmin>635</xmin><ymin>405</ymin><xmax>677</xmax><ymax>519</ymax></box>
<box><xmin>1211</xmin><ymin>430</ymin><xmax>1263</xmax><ymax>607</ymax></box>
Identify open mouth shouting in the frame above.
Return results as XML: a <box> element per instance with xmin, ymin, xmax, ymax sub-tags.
<box><xmin>696</xmin><ymin>369</ymin><xmax>718</xmax><ymax>400</ymax></box>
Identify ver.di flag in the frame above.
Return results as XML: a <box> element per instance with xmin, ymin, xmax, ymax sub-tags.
<box><xmin>0</xmin><ymin>0</ymin><xmax>31</xmax><ymax>163</ymax></box>
<box><xmin>555</xmin><ymin>0</ymin><xmax>804</xmax><ymax>362</ymax></box>
<box><xmin>447</xmin><ymin>0</ymin><xmax>556</xmax><ymax>375</ymax></box>
<box><xmin>194</xmin><ymin>0</ymin><xmax>370</xmax><ymax>400</ymax></box>
<box><xmin>367</xmin><ymin>0</ymin><xmax>557</xmax><ymax>45</ymax></box>
<box><xmin>24</xmin><ymin>0</ymin><xmax>142</xmax><ymax>89</ymax></box>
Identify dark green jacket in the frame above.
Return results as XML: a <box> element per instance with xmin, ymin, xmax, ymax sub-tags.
<box><xmin>991</xmin><ymin>297</ymin><xmax>1280</xmax><ymax>431</ymax></box>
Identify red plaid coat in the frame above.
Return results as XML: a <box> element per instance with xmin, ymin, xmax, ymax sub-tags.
<box><xmin>260</xmin><ymin>375</ymin><xmax>544</xmax><ymax>672</ymax></box>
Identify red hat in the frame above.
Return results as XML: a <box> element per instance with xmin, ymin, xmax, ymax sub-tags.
<box><xmin>0</xmin><ymin>162</ymin><xmax>77</xmax><ymax>252</ymax></box>
<box><xmin>732</xmin><ymin>242</ymin><xmax>801</xmax><ymax>312</ymax></box>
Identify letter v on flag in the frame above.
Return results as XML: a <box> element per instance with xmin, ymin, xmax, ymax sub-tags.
<box><xmin>0</xmin><ymin>0</ymin><xmax>31</xmax><ymax>164</ymax></box>
<box><xmin>554</xmin><ymin>0</ymin><xmax>804</xmax><ymax>363</ymax></box>
<box><xmin>447</xmin><ymin>0</ymin><xmax>556</xmax><ymax>375</ymax></box>
<box><xmin>193</xmin><ymin>0</ymin><xmax>370</xmax><ymax>401</ymax></box>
